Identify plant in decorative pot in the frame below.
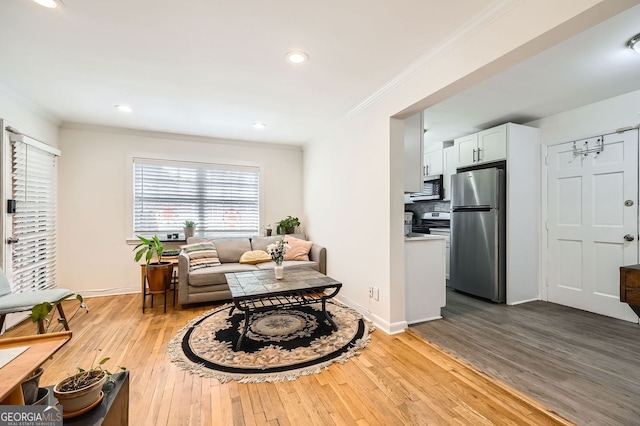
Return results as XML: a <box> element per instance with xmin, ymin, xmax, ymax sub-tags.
<box><xmin>183</xmin><ymin>220</ymin><xmax>197</xmax><ymax>239</ymax></box>
<box><xmin>134</xmin><ymin>235</ymin><xmax>174</xmax><ymax>293</ymax></box>
<box><xmin>277</xmin><ymin>216</ymin><xmax>300</xmax><ymax>234</ymax></box>
<box><xmin>53</xmin><ymin>351</ymin><xmax>126</xmax><ymax>415</ymax></box>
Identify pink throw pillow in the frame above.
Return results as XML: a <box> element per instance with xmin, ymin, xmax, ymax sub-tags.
<box><xmin>283</xmin><ymin>235</ymin><xmax>313</xmax><ymax>261</ymax></box>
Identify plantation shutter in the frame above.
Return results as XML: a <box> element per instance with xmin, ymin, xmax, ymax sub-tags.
<box><xmin>133</xmin><ymin>159</ymin><xmax>260</xmax><ymax>237</ymax></box>
<box><xmin>10</xmin><ymin>133</ymin><xmax>60</xmax><ymax>292</ymax></box>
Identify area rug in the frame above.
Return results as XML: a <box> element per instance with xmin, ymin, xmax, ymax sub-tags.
<box><xmin>168</xmin><ymin>300</ymin><xmax>374</xmax><ymax>383</ymax></box>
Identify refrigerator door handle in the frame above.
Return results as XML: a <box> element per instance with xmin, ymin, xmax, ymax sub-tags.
<box><xmin>472</xmin><ymin>149</ymin><xmax>477</xmax><ymax>162</ymax></box>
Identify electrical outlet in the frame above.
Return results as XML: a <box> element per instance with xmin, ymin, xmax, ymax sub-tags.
<box><xmin>373</xmin><ymin>287</ymin><xmax>379</xmax><ymax>301</ymax></box>
<box><xmin>368</xmin><ymin>286</ymin><xmax>373</xmax><ymax>298</ymax></box>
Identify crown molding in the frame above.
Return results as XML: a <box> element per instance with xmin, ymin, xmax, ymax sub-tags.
<box><xmin>0</xmin><ymin>81</ymin><xmax>61</xmax><ymax>124</ymax></box>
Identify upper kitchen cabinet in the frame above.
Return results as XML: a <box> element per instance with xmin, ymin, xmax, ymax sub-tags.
<box><xmin>455</xmin><ymin>123</ymin><xmax>508</xmax><ymax>167</ymax></box>
<box><xmin>404</xmin><ymin>112</ymin><xmax>424</xmax><ymax>193</ymax></box>
<box><xmin>423</xmin><ymin>141</ymin><xmax>453</xmax><ymax>176</ymax></box>
<box><xmin>442</xmin><ymin>146</ymin><xmax>456</xmax><ymax>201</ymax></box>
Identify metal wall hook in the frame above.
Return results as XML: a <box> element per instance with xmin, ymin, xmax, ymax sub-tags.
<box><xmin>572</xmin><ymin>137</ymin><xmax>604</xmax><ymax>159</ymax></box>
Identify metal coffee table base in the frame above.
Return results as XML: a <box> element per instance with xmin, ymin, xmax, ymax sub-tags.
<box><xmin>230</xmin><ymin>292</ymin><xmax>339</xmax><ymax>351</ymax></box>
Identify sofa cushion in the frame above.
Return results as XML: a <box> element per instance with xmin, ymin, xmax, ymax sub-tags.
<box><xmin>251</xmin><ymin>233</ymin><xmax>306</xmax><ymax>251</ymax></box>
<box><xmin>239</xmin><ymin>250</ymin><xmax>271</xmax><ymax>265</ymax></box>
<box><xmin>212</xmin><ymin>238</ymin><xmax>252</xmax><ymax>263</ymax></box>
<box><xmin>255</xmin><ymin>260</ymin><xmax>319</xmax><ymax>272</ymax></box>
<box><xmin>181</xmin><ymin>241</ymin><xmax>221</xmax><ymax>270</ymax></box>
<box><xmin>188</xmin><ymin>263</ymin><xmax>258</xmax><ymax>286</ymax></box>
<box><xmin>284</xmin><ymin>235</ymin><xmax>313</xmax><ymax>261</ymax></box>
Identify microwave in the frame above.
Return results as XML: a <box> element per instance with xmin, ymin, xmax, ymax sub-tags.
<box><xmin>409</xmin><ymin>174</ymin><xmax>444</xmax><ymax>201</ymax></box>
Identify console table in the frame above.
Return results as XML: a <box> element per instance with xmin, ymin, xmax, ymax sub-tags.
<box><xmin>226</xmin><ymin>268</ymin><xmax>342</xmax><ymax>351</ymax></box>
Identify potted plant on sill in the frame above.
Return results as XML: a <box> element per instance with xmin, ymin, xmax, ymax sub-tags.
<box><xmin>183</xmin><ymin>220</ymin><xmax>196</xmax><ymax>239</ymax></box>
<box><xmin>53</xmin><ymin>351</ymin><xmax>126</xmax><ymax>414</ymax></box>
<box><xmin>133</xmin><ymin>235</ymin><xmax>174</xmax><ymax>293</ymax></box>
<box><xmin>277</xmin><ymin>216</ymin><xmax>300</xmax><ymax>234</ymax></box>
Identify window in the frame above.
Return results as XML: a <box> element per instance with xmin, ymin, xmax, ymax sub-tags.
<box><xmin>10</xmin><ymin>134</ymin><xmax>60</xmax><ymax>292</ymax></box>
<box><xmin>133</xmin><ymin>158</ymin><xmax>260</xmax><ymax>237</ymax></box>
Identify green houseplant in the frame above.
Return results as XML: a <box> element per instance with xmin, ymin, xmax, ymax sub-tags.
<box><xmin>53</xmin><ymin>350</ymin><xmax>126</xmax><ymax>414</ymax></box>
<box><xmin>133</xmin><ymin>235</ymin><xmax>174</xmax><ymax>293</ymax></box>
<box><xmin>31</xmin><ymin>294</ymin><xmax>88</xmax><ymax>334</ymax></box>
<box><xmin>277</xmin><ymin>216</ymin><xmax>300</xmax><ymax>234</ymax></box>
<box><xmin>183</xmin><ymin>220</ymin><xmax>197</xmax><ymax>239</ymax></box>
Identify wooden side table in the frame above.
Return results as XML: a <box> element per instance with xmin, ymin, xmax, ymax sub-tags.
<box><xmin>140</xmin><ymin>258</ymin><xmax>179</xmax><ymax>313</ymax></box>
<box><xmin>0</xmin><ymin>331</ymin><xmax>72</xmax><ymax>405</ymax></box>
<box><xmin>619</xmin><ymin>264</ymin><xmax>640</xmax><ymax>317</ymax></box>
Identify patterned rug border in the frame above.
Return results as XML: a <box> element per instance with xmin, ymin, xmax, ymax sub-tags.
<box><xmin>168</xmin><ymin>300</ymin><xmax>374</xmax><ymax>383</ymax></box>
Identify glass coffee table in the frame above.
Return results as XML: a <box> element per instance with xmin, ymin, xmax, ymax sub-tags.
<box><xmin>226</xmin><ymin>267</ymin><xmax>342</xmax><ymax>351</ymax></box>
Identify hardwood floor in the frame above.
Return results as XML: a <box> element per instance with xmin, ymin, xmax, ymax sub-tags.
<box><xmin>2</xmin><ymin>293</ymin><xmax>570</xmax><ymax>425</ymax></box>
<box><xmin>411</xmin><ymin>289</ymin><xmax>640</xmax><ymax>426</ymax></box>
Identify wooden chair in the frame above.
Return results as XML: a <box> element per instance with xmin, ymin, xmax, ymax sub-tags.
<box><xmin>0</xmin><ymin>269</ymin><xmax>74</xmax><ymax>333</ymax></box>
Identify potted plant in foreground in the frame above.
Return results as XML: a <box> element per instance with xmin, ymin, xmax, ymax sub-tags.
<box><xmin>53</xmin><ymin>351</ymin><xmax>126</xmax><ymax>414</ymax></box>
<box><xmin>183</xmin><ymin>220</ymin><xmax>196</xmax><ymax>239</ymax></box>
<box><xmin>277</xmin><ymin>216</ymin><xmax>300</xmax><ymax>234</ymax></box>
<box><xmin>133</xmin><ymin>235</ymin><xmax>174</xmax><ymax>293</ymax></box>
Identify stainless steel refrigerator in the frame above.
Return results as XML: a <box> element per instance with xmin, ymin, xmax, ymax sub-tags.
<box><xmin>450</xmin><ymin>167</ymin><xmax>506</xmax><ymax>303</ymax></box>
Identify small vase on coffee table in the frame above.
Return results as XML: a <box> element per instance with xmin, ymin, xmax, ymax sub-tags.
<box><xmin>274</xmin><ymin>263</ymin><xmax>284</xmax><ymax>279</ymax></box>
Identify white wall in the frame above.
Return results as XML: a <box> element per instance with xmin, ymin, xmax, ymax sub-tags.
<box><xmin>0</xmin><ymin>84</ymin><xmax>59</xmax><ymax>146</ymax></box>
<box><xmin>57</xmin><ymin>125</ymin><xmax>303</xmax><ymax>296</ymax></box>
<box><xmin>303</xmin><ymin>0</ymin><xmax>628</xmax><ymax>333</ymax></box>
<box><xmin>530</xmin><ymin>89</ymin><xmax>640</xmax><ymax>145</ymax></box>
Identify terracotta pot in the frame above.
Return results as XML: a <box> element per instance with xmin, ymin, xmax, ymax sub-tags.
<box><xmin>54</xmin><ymin>370</ymin><xmax>107</xmax><ymax>413</ymax></box>
<box><xmin>146</xmin><ymin>262</ymin><xmax>174</xmax><ymax>292</ymax></box>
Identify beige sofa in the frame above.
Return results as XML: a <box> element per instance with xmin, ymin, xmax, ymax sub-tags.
<box><xmin>178</xmin><ymin>234</ymin><xmax>326</xmax><ymax>306</ymax></box>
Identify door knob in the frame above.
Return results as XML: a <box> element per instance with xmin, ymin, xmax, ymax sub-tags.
<box><xmin>624</xmin><ymin>234</ymin><xmax>635</xmax><ymax>242</ymax></box>
<box><xmin>6</xmin><ymin>237</ymin><xmax>19</xmax><ymax>244</ymax></box>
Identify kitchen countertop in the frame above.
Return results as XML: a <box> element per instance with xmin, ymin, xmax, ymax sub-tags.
<box><xmin>404</xmin><ymin>234</ymin><xmax>446</xmax><ymax>241</ymax></box>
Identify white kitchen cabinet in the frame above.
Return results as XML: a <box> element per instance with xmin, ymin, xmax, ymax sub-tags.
<box><xmin>454</xmin><ymin>123</ymin><xmax>508</xmax><ymax>167</ymax></box>
<box><xmin>442</xmin><ymin>146</ymin><xmax>456</xmax><ymax>201</ymax></box>
<box><xmin>404</xmin><ymin>112</ymin><xmax>424</xmax><ymax>193</ymax></box>
<box><xmin>405</xmin><ymin>235</ymin><xmax>446</xmax><ymax>324</ymax></box>
<box><xmin>454</xmin><ymin>133</ymin><xmax>478</xmax><ymax>168</ymax></box>
<box><xmin>477</xmin><ymin>124</ymin><xmax>507</xmax><ymax>164</ymax></box>
<box><xmin>424</xmin><ymin>147</ymin><xmax>444</xmax><ymax>176</ymax></box>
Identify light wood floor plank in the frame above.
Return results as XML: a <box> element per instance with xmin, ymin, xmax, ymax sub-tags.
<box><xmin>2</xmin><ymin>294</ymin><xmax>571</xmax><ymax>425</ymax></box>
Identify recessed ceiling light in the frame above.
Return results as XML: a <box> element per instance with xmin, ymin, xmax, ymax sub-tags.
<box><xmin>33</xmin><ymin>0</ymin><xmax>58</xmax><ymax>8</ymax></box>
<box><xmin>252</xmin><ymin>122</ymin><xmax>267</xmax><ymax>129</ymax></box>
<box><xmin>115</xmin><ymin>104</ymin><xmax>133</xmax><ymax>113</ymax></box>
<box><xmin>627</xmin><ymin>33</ymin><xmax>640</xmax><ymax>53</ymax></box>
<box><xmin>285</xmin><ymin>51</ymin><xmax>309</xmax><ymax>64</ymax></box>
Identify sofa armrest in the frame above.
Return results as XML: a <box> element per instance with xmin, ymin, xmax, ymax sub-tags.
<box><xmin>309</xmin><ymin>244</ymin><xmax>326</xmax><ymax>275</ymax></box>
<box><xmin>178</xmin><ymin>252</ymin><xmax>190</xmax><ymax>304</ymax></box>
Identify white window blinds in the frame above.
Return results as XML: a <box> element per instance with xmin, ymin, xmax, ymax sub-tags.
<box><xmin>133</xmin><ymin>159</ymin><xmax>260</xmax><ymax>237</ymax></box>
<box><xmin>11</xmin><ymin>137</ymin><xmax>59</xmax><ymax>292</ymax></box>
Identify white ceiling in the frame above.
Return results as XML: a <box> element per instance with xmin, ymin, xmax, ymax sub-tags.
<box><xmin>423</xmin><ymin>4</ymin><xmax>640</xmax><ymax>144</ymax></box>
<box><xmin>0</xmin><ymin>0</ymin><xmax>494</xmax><ymax>145</ymax></box>
<box><xmin>1</xmin><ymin>1</ymin><xmax>639</xmax><ymax>146</ymax></box>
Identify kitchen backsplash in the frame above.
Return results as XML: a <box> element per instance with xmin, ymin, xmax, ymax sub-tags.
<box><xmin>405</xmin><ymin>200</ymin><xmax>450</xmax><ymax>224</ymax></box>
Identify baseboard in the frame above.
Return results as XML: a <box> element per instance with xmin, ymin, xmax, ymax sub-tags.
<box><xmin>407</xmin><ymin>315</ymin><xmax>443</xmax><ymax>325</ymax></box>
<box><xmin>335</xmin><ymin>294</ymin><xmax>407</xmax><ymax>335</ymax></box>
<box><xmin>508</xmin><ymin>297</ymin><xmax>540</xmax><ymax>306</ymax></box>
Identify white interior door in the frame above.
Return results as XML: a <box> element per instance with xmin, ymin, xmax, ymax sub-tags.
<box><xmin>547</xmin><ymin>130</ymin><xmax>638</xmax><ymax>322</ymax></box>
